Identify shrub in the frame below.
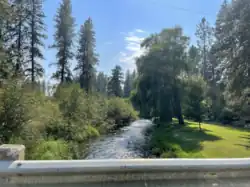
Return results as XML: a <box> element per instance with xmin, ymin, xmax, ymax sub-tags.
<box><xmin>0</xmin><ymin>81</ymin><xmax>30</xmax><ymax>143</ymax></box>
<box><xmin>219</xmin><ymin>107</ymin><xmax>238</xmax><ymax>124</ymax></box>
<box><xmin>29</xmin><ymin>139</ymin><xmax>72</xmax><ymax>160</ymax></box>
<box><xmin>107</xmin><ymin>97</ymin><xmax>138</xmax><ymax>128</ymax></box>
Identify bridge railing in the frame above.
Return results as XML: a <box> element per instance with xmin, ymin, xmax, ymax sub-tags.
<box><xmin>0</xmin><ymin>144</ymin><xmax>250</xmax><ymax>187</ymax></box>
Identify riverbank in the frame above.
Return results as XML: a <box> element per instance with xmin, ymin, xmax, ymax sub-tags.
<box><xmin>0</xmin><ymin>83</ymin><xmax>138</xmax><ymax>160</ymax></box>
<box><xmin>148</xmin><ymin>120</ymin><xmax>250</xmax><ymax>158</ymax></box>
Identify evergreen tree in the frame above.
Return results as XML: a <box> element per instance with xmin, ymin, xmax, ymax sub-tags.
<box><xmin>123</xmin><ymin>70</ymin><xmax>132</xmax><ymax>98</ymax></box>
<box><xmin>75</xmin><ymin>18</ymin><xmax>98</xmax><ymax>92</ymax></box>
<box><xmin>187</xmin><ymin>45</ymin><xmax>200</xmax><ymax>75</ymax></box>
<box><xmin>96</xmin><ymin>72</ymin><xmax>108</xmax><ymax>95</ymax></box>
<box><xmin>108</xmin><ymin>65</ymin><xmax>123</xmax><ymax>97</ymax></box>
<box><xmin>26</xmin><ymin>0</ymin><xmax>46</xmax><ymax>82</ymax></box>
<box><xmin>195</xmin><ymin>17</ymin><xmax>213</xmax><ymax>80</ymax></box>
<box><xmin>50</xmin><ymin>0</ymin><xmax>75</xmax><ymax>83</ymax></box>
<box><xmin>10</xmin><ymin>0</ymin><xmax>29</xmax><ymax>76</ymax></box>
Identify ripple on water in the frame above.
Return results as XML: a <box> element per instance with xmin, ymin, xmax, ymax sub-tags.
<box><xmin>85</xmin><ymin>120</ymin><xmax>153</xmax><ymax>159</ymax></box>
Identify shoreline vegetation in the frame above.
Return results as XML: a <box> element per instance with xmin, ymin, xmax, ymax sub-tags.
<box><xmin>0</xmin><ymin>82</ymin><xmax>138</xmax><ymax>160</ymax></box>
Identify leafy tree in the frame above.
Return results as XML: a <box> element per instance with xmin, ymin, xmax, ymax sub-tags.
<box><xmin>183</xmin><ymin>76</ymin><xmax>206</xmax><ymax>130</ymax></box>
<box><xmin>108</xmin><ymin>65</ymin><xmax>123</xmax><ymax>97</ymax></box>
<box><xmin>26</xmin><ymin>0</ymin><xmax>46</xmax><ymax>82</ymax></box>
<box><xmin>0</xmin><ymin>81</ymin><xmax>30</xmax><ymax>143</ymax></box>
<box><xmin>136</xmin><ymin>27</ymin><xmax>189</xmax><ymax>124</ymax></box>
<box><xmin>50</xmin><ymin>0</ymin><xmax>75</xmax><ymax>83</ymax></box>
<box><xmin>74</xmin><ymin>18</ymin><xmax>98</xmax><ymax>92</ymax></box>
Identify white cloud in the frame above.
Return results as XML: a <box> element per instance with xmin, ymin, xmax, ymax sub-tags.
<box><xmin>135</xmin><ymin>29</ymin><xmax>145</xmax><ymax>33</ymax></box>
<box><xmin>118</xmin><ymin>29</ymin><xmax>148</xmax><ymax>71</ymax></box>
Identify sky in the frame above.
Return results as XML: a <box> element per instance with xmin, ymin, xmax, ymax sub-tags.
<box><xmin>43</xmin><ymin>0</ymin><xmax>224</xmax><ymax>80</ymax></box>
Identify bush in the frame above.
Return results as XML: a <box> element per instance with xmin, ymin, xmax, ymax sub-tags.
<box><xmin>0</xmin><ymin>81</ymin><xmax>30</xmax><ymax>143</ymax></box>
<box><xmin>107</xmin><ymin>97</ymin><xmax>138</xmax><ymax>128</ymax></box>
<box><xmin>219</xmin><ymin>107</ymin><xmax>238</xmax><ymax>124</ymax></box>
<box><xmin>0</xmin><ymin>82</ymin><xmax>138</xmax><ymax>159</ymax></box>
<box><xmin>29</xmin><ymin>139</ymin><xmax>72</xmax><ymax>160</ymax></box>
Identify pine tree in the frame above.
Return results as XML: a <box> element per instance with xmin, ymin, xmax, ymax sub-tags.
<box><xmin>96</xmin><ymin>72</ymin><xmax>108</xmax><ymax>95</ymax></box>
<box><xmin>50</xmin><ymin>0</ymin><xmax>75</xmax><ymax>83</ymax></box>
<box><xmin>123</xmin><ymin>70</ymin><xmax>132</xmax><ymax>98</ymax></box>
<box><xmin>187</xmin><ymin>45</ymin><xmax>200</xmax><ymax>75</ymax></box>
<box><xmin>10</xmin><ymin>0</ymin><xmax>29</xmax><ymax>76</ymax></box>
<box><xmin>195</xmin><ymin>17</ymin><xmax>213</xmax><ymax>80</ymax></box>
<box><xmin>26</xmin><ymin>0</ymin><xmax>46</xmax><ymax>82</ymax></box>
<box><xmin>108</xmin><ymin>65</ymin><xmax>123</xmax><ymax>97</ymax></box>
<box><xmin>75</xmin><ymin>18</ymin><xmax>98</xmax><ymax>92</ymax></box>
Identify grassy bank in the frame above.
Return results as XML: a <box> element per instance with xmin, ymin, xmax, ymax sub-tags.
<box><xmin>149</xmin><ymin>120</ymin><xmax>250</xmax><ymax>158</ymax></box>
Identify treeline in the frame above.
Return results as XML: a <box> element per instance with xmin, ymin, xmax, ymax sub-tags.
<box><xmin>0</xmin><ymin>0</ymin><xmax>138</xmax><ymax>159</ymax></box>
<box><xmin>132</xmin><ymin>0</ymin><xmax>250</xmax><ymax>128</ymax></box>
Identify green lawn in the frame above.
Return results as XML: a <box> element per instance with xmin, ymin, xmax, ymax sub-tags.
<box><xmin>149</xmin><ymin>120</ymin><xmax>250</xmax><ymax>158</ymax></box>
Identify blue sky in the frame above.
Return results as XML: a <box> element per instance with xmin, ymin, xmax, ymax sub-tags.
<box><xmin>43</xmin><ymin>0</ymin><xmax>224</xmax><ymax>79</ymax></box>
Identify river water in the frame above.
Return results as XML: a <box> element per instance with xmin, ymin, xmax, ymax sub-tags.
<box><xmin>85</xmin><ymin>120</ymin><xmax>153</xmax><ymax>159</ymax></box>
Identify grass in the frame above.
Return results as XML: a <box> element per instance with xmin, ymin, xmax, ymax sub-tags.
<box><xmin>149</xmin><ymin>120</ymin><xmax>250</xmax><ymax>158</ymax></box>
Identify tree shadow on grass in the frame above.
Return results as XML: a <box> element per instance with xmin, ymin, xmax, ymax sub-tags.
<box><xmin>235</xmin><ymin>144</ymin><xmax>250</xmax><ymax>150</ymax></box>
<box><xmin>152</xmin><ymin>122</ymin><xmax>223</xmax><ymax>155</ymax></box>
<box><xmin>237</xmin><ymin>135</ymin><xmax>250</xmax><ymax>150</ymax></box>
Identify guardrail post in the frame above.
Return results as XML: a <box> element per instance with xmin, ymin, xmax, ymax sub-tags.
<box><xmin>0</xmin><ymin>144</ymin><xmax>25</xmax><ymax>160</ymax></box>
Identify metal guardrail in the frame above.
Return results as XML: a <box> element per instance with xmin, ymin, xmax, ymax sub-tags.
<box><xmin>1</xmin><ymin>158</ymin><xmax>250</xmax><ymax>186</ymax></box>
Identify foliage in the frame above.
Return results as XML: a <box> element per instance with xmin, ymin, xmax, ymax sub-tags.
<box><xmin>0</xmin><ymin>80</ymin><xmax>30</xmax><ymax>143</ymax></box>
<box><xmin>50</xmin><ymin>0</ymin><xmax>75</xmax><ymax>83</ymax></box>
<box><xmin>107</xmin><ymin>97</ymin><xmax>138</xmax><ymax>128</ymax></box>
<box><xmin>183</xmin><ymin>76</ymin><xmax>206</xmax><ymax>126</ymax></box>
<box><xmin>108</xmin><ymin>65</ymin><xmax>123</xmax><ymax>97</ymax></box>
<box><xmin>134</xmin><ymin>27</ymin><xmax>188</xmax><ymax>124</ymax></box>
<box><xmin>29</xmin><ymin>139</ymin><xmax>72</xmax><ymax>160</ymax></box>
<box><xmin>123</xmin><ymin>70</ymin><xmax>133</xmax><ymax>98</ymax></box>
<box><xmin>0</xmin><ymin>81</ymin><xmax>138</xmax><ymax>159</ymax></box>
<box><xmin>95</xmin><ymin>72</ymin><xmax>108</xmax><ymax>95</ymax></box>
<box><xmin>26</xmin><ymin>0</ymin><xmax>46</xmax><ymax>82</ymax></box>
<box><xmin>75</xmin><ymin>18</ymin><xmax>98</xmax><ymax>92</ymax></box>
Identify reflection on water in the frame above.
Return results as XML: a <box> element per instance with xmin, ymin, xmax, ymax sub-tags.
<box><xmin>85</xmin><ymin>120</ymin><xmax>153</xmax><ymax>159</ymax></box>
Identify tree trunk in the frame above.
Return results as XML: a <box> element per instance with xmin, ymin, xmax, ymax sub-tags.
<box><xmin>173</xmin><ymin>84</ymin><xmax>184</xmax><ymax>125</ymax></box>
<box><xmin>199</xmin><ymin>121</ymin><xmax>202</xmax><ymax>131</ymax></box>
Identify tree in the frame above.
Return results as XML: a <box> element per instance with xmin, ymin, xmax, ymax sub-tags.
<box><xmin>195</xmin><ymin>17</ymin><xmax>213</xmax><ymax>79</ymax></box>
<box><xmin>74</xmin><ymin>18</ymin><xmax>98</xmax><ymax>92</ymax></box>
<box><xmin>135</xmin><ymin>27</ymin><xmax>189</xmax><ymax>124</ymax></box>
<box><xmin>123</xmin><ymin>70</ymin><xmax>132</xmax><ymax>98</ymax></box>
<box><xmin>95</xmin><ymin>72</ymin><xmax>108</xmax><ymax>95</ymax></box>
<box><xmin>187</xmin><ymin>45</ymin><xmax>200</xmax><ymax>75</ymax></box>
<box><xmin>108</xmin><ymin>65</ymin><xmax>123</xmax><ymax>97</ymax></box>
<box><xmin>50</xmin><ymin>0</ymin><xmax>75</xmax><ymax>83</ymax></box>
<box><xmin>26</xmin><ymin>0</ymin><xmax>46</xmax><ymax>83</ymax></box>
<box><xmin>10</xmin><ymin>0</ymin><xmax>29</xmax><ymax>76</ymax></box>
<box><xmin>183</xmin><ymin>76</ymin><xmax>206</xmax><ymax>130</ymax></box>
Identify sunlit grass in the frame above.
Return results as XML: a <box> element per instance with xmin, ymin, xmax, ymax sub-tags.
<box><xmin>149</xmin><ymin>120</ymin><xmax>250</xmax><ymax>158</ymax></box>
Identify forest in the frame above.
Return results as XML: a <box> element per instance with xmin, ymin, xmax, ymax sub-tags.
<box><xmin>0</xmin><ymin>0</ymin><xmax>250</xmax><ymax>159</ymax></box>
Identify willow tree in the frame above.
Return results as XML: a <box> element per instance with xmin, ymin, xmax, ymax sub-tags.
<box><xmin>135</xmin><ymin>27</ymin><xmax>189</xmax><ymax>124</ymax></box>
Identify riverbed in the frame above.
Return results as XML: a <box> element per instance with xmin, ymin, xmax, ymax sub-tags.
<box><xmin>85</xmin><ymin>120</ymin><xmax>153</xmax><ymax>159</ymax></box>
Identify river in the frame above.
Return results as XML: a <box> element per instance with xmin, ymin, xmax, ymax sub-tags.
<box><xmin>85</xmin><ymin>120</ymin><xmax>153</xmax><ymax>159</ymax></box>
